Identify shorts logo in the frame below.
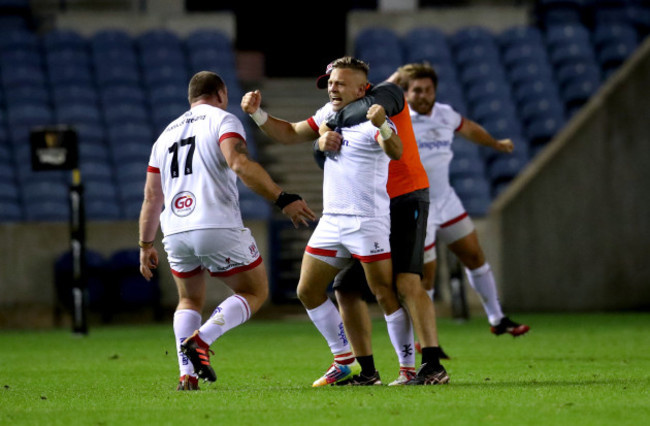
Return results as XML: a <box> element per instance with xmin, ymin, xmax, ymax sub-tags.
<box><xmin>249</xmin><ymin>243</ymin><xmax>259</xmax><ymax>258</ymax></box>
<box><xmin>370</xmin><ymin>241</ymin><xmax>385</xmax><ymax>254</ymax></box>
<box><xmin>171</xmin><ymin>191</ymin><xmax>196</xmax><ymax>217</ymax></box>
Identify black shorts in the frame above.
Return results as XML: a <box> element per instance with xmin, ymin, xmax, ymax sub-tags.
<box><xmin>332</xmin><ymin>188</ymin><xmax>429</xmax><ymax>299</ymax></box>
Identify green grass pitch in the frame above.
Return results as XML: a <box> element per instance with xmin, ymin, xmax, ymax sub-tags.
<box><xmin>1</xmin><ymin>312</ymin><xmax>648</xmax><ymax>425</ymax></box>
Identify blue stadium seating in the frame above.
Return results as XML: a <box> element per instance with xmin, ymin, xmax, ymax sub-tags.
<box><xmin>23</xmin><ymin>200</ymin><xmax>70</xmax><ymax>221</ymax></box>
<box><xmin>52</xmin><ymin>84</ymin><xmax>99</xmax><ymax>108</ymax></box>
<box><xmin>55</xmin><ymin>102</ymin><xmax>103</xmax><ymax>128</ymax></box>
<box><xmin>42</xmin><ymin>28</ymin><xmax>87</xmax><ymax>52</ymax></box>
<box><xmin>91</xmin><ymin>29</ymin><xmax>133</xmax><ymax>51</ymax></box>
<box><xmin>0</xmin><ymin>29</ymin><xmax>39</xmax><ymax>51</ymax></box>
<box><xmin>103</xmin><ymin>102</ymin><xmax>150</xmax><ymax>126</ymax></box>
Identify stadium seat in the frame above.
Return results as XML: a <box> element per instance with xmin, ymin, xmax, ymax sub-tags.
<box><xmin>592</xmin><ymin>23</ymin><xmax>639</xmax><ymax>50</ymax></box>
<box><xmin>583</xmin><ymin>0</ymin><xmax>632</xmax><ymax>27</ymax></box>
<box><xmin>105</xmin><ymin>248</ymin><xmax>162</xmax><ymax>320</ymax></box>
<box><xmin>80</xmin><ymin>160</ymin><xmax>114</xmax><ymax>183</ymax></box>
<box><xmin>55</xmin><ymin>102</ymin><xmax>103</xmax><ymax>128</ymax></box>
<box><xmin>99</xmin><ymin>84</ymin><xmax>146</xmax><ymax>107</ymax></box>
<box><xmin>486</xmin><ymin>153</ymin><xmax>527</xmax><ymax>187</ymax></box>
<box><xmin>556</xmin><ymin>62</ymin><xmax>601</xmax><ymax>90</ymax></box>
<box><xmin>519</xmin><ymin>96</ymin><xmax>566</xmax><ymax>125</ymax></box>
<box><xmin>525</xmin><ymin>113</ymin><xmax>566</xmax><ymax>147</ymax></box>
<box><xmin>452</xmin><ymin>136</ymin><xmax>482</xmax><ymax>158</ymax></box>
<box><xmin>0</xmin><ymin>49</ymin><xmax>41</xmax><ymax>68</ymax></box>
<box><xmin>597</xmin><ymin>41</ymin><xmax>638</xmax><ymax>74</ymax></box>
<box><xmin>136</xmin><ymin>28</ymin><xmax>183</xmax><ymax>52</ymax></box>
<box><xmin>450</xmin><ymin>26</ymin><xmax>497</xmax><ymax>51</ymax></box>
<box><xmin>42</xmin><ymin>28</ymin><xmax>87</xmax><ymax>52</ymax></box>
<box><xmin>54</xmin><ymin>248</ymin><xmax>109</xmax><ymax>317</ymax></box>
<box><xmin>23</xmin><ymin>200</ymin><xmax>69</xmax><ymax>221</ymax></box>
<box><xmin>459</xmin><ymin>62</ymin><xmax>507</xmax><ymax>88</ymax></box>
<box><xmin>545</xmin><ymin>23</ymin><xmax>592</xmax><ymax>49</ymax></box>
<box><xmin>90</xmin><ymin>29</ymin><xmax>133</xmax><ymax>52</ymax></box>
<box><xmin>452</xmin><ymin>176</ymin><xmax>492</xmax><ymax>200</ymax></box>
<box><xmin>6</xmin><ymin>103</ymin><xmax>53</xmax><ymax>129</ymax></box>
<box><xmin>46</xmin><ymin>63</ymin><xmax>95</xmax><ymax>87</ymax></box>
<box><xmin>92</xmin><ymin>46</ymin><xmax>139</xmax><ymax>71</ymax></box>
<box><xmin>108</xmin><ymin>143</ymin><xmax>151</xmax><ymax>166</ymax></box>
<box><xmin>498</xmin><ymin>25</ymin><xmax>544</xmax><ymax>51</ymax></box>
<box><xmin>102</xmin><ymin>102</ymin><xmax>150</xmax><ymax>126</ymax></box>
<box><xmin>75</xmin><ymin>123</ymin><xmax>106</xmax><ymax>147</ymax></box>
<box><xmin>449</xmin><ymin>156</ymin><xmax>486</xmax><ymax>181</ymax></box>
<box><xmin>121</xmin><ymin>199</ymin><xmax>143</xmax><ymax>220</ymax></box>
<box><xmin>85</xmin><ymin>199</ymin><xmax>122</xmax><ymax>221</ymax></box>
<box><xmin>548</xmin><ymin>41</ymin><xmax>597</xmax><ymax>69</ymax></box>
<box><xmin>4</xmin><ymin>85</ymin><xmax>50</xmax><ymax>107</ymax></box>
<box><xmin>0</xmin><ymin>181</ymin><xmax>19</xmax><ymax>203</ymax></box>
<box><xmin>561</xmin><ymin>78</ymin><xmax>600</xmax><ymax>114</ymax></box>
<box><xmin>140</xmin><ymin>46</ymin><xmax>187</xmax><ymax>69</ymax></box>
<box><xmin>354</xmin><ymin>27</ymin><xmax>402</xmax><ymax>55</ymax></box>
<box><xmin>465</xmin><ymin>80</ymin><xmax>513</xmax><ymax>106</ymax></box>
<box><xmin>0</xmin><ymin>200</ymin><xmax>22</xmax><ymax>221</ymax></box>
<box><xmin>1</xmin><ymin>64</ymin><xmax>46</xmax><ymax>88</ymax></box>
<box><xmin>186</xmin><ymin>28</ymin><xmax>232</xmax><ymax>52</ymax></box>
<box><xmin>507</xmin><ymin>62</ymin><xmax>556</xmax><ymax>89</ymax></box>
<box><xmin>471</xmin><ymin>97</ymin><xmax>519</xmax><ymax>126</ymax></box>
<box><xmin>455</xmin><ymin>43</ymin><xmax>502</xmax><ymax>71</ymax></box>
<box><xmin>502</xmin><ymin>44</ymin><xmax>551</xmax><ymax>71</ymax></box>
<box><xmin>534</xmin><ymin>0</ymin><xmax>584</xmax><ymax>27</ymax></box>
<box><xmin>79</xmin><ymin>142</ymin><xmax>110</xmax><ymax>163</ymax></box>
<box><xmin>141</xmin><ymin>64</ymin><xmax>189</xmax><ymax>89</ymax></box>
<box><xmin>0</xmin><ymin>29</ymin><xmax>38</xmax><ymax>51</ymax></box>
<box><xmin>151</xmin><ymin>101</ymin><xmax>188</xmax><ymax>134</ymax></box>
<box><xmin>52</xmin><ymin>84</ymin><xmax>99</xmax><ymax>108</ymax></box>
<box><xmin>107</xmin><ymin>123</ymin><xmax>154</xmax><ymax>147</ymax></box>
<box><xmin>148</xmin><ymin>83</ymin><xmax>187</xmax><ymax>106</ymax></box>
<box><xmin>187</xmin><ymin>47</ymin><xmax>237</xmax><ymax>75</ymax></box>
<box><xmin>21</xmin><ymin>180</ymin><xmax>69</xmax><ymax>203</ymax></box>
<box><xmin>96</xmin><ymin>65</ymin><xmax>142</xmax><ymax>89</ymax></box>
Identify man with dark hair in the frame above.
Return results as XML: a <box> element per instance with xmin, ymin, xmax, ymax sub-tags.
<box><xmin>139</xmin><ymin>71</ymin><xmax>316</xmax><ymax>390</ymax></box>
<box><xmin>393</xmin><ymin>62</ymin><xmax>530</xmax><ymax>338</ymax></box>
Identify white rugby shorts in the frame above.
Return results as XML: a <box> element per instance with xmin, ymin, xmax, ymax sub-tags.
<box><xmin>423</xmin><ymin>189</ymin><xmax>475</xmax><ymax>263</ymax></box>
<box><xmin>305</xmin><ymin>214</ymin><xmax>391</xmax><ymax>268</ymax></box>
<box><xmin>162</xmin><ymin>227</ymin><xmax>262</xmax><ymax>278</ymax></box>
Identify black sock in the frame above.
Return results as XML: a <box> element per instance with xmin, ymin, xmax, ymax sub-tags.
<box><xmin>356</xmin><ymin>355</ymin><xmax>375</xmax><ymax>376</ymax></box>
<box><xmin>421</xmin><ymin>347</ymin><xmax>442</xmax><ymax>368</ymax></box>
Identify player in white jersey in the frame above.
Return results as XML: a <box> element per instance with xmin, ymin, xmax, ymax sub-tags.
<box><xmin>241</xmin><ymin>57</ymin><xmax>409</xmax><ymax>387</ymax></box>
<box><xmin>394</xmin><ymin>63</ymin><xmax>530</xmax><ymax>337</ymax></box>
<box><xmin>138</xmin><ymin>71</ymin><xmax>316</xmax><ymax>390</ymax></box>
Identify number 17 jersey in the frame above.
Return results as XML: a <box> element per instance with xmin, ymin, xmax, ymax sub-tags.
<box><xmin>147</xmin><ymin>103</ymin><xmax>246</xmax><ymax>236</ymax></box>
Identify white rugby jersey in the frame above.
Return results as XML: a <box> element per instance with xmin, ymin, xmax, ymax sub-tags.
<box><xmin>311</xmin><ymin>103</ymin><xmax>395</xmax><ymax>217</ymax></box>
<box><xmin>410</xmin><ymin>102</ymin><xmax>463</xmax><ymax>200</ymax></box>
<box><xmin>147</xmin><ymin>104</ymin><xmax>245</xmax><ymax>236</ymax></box>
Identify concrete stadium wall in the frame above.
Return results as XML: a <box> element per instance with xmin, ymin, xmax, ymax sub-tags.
<box><xmin>0</xmin><ymin>219</ymin><xmax>268</xmax><ymax>328</ymax></box>
<box><xmin>486</xmin><ymin>38</ymin><xmax>650</xmax><ymax>312</ymax></box>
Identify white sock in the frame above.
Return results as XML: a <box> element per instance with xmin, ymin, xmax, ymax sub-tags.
<box><xmin>426</xmin><ymin>288</ymin><xmax>434</xmax><ymax>301</ymax></box>
<box><xmin>306</xmin><ymin>299</ymin><xmax>351</xmax><ymax>356</ymax></box>
<box><xmin>198</xmin><ymin>294</ymin><xmax>252</xmax><ymax>345</ymax></box>
<box><xmin>465</xmin><ymin>263</ymin><xmax>504</xmax><ymax>326</ymax></box>
<box><xmin>384</xmin><ymin>308</ymin><xmax>415</xmax><ymax>368</ymax></box>
<box><xmin>173</xmin><ymin>309</ymin><xmax>202</xmax><ymax>377</ymax></box>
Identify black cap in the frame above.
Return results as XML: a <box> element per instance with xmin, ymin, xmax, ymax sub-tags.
<box><xmin>316</xmin><ymin>61</ymin><xmax>334</xmax><ymax>89</ymax></box>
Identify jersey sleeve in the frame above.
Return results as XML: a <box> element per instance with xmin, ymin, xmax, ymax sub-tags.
<box><xmin>218</xmin><ymin>113</ymin><xmax>246</xmax><ymax>144</ymax></box>
<box><xmin>326</xmin><ymin>81</ymin><xmax>405</xmax><ymax>129</ymax></box>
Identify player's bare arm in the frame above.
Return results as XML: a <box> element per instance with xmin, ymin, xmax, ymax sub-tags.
<box><xmin>221</xmin><ymin>137</ymin><xmax>317</xmax><ymax>227</ymax></box>
<box><xmin>138</xmin><ymin>172</ymin><xmax>164</xmax><ymax>280</ymax></box>
<box><xmin>368</xmin><ymin>104</ymin><xmax>402</xmax><ymax>160</ymax></box>
<box><xmin>457</xmin><ymin>119</ymin><xmax>514</xmax><ymax>153</ymax></box>
<box><xmin>241</xmin><ymin>90</ymin><xmax>318</xmax><ymax>145</ymax></box>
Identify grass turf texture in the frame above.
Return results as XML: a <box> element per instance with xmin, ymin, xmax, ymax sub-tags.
<box><xmin>1</xmin><ymin>313</ymin><xmax>648</xmax><ymax>425</ymax></box>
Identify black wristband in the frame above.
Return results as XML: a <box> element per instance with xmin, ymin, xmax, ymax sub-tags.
<box><xmin>275</xmin><ymin>192</ymin><xmax>302</xmax><ymax>209</ymax></box>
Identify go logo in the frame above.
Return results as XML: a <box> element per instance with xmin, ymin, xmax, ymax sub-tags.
<box><xmin>171</xmin><ymin>191</ymin><xmax>196</xmax><ymax>217</ymax></box>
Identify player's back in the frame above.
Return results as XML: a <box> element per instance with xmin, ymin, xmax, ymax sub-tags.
<box><xmin>150</xmin><ymin>104</ymin><xmax>245</xmax><ymax>235</ymax></box>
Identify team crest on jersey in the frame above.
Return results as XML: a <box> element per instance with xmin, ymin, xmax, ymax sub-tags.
<box><xmin>171</xmin><ymin>191</ymin><xmax>196</xmax><ymax>217</ymax></box>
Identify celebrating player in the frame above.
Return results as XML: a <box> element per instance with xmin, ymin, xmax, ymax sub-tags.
<box><xmin>242</xmin><ymin>57</ymin><xmax>448</xmax><ymax>386</ymax></box>
<box><xmin>138</xmin><ymin>71</ymin><xmax>316</xmax><ymax>390</ymax></box>
<box><xmin>394</xmin><ymin>62</ymin><xmax>530</xmax><ymax>337</ymax></box>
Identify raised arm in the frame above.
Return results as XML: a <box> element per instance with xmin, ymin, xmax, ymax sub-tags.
<box><xmin>325</xmin><ymin>81</ymin><xmax>405</xmax><ymax>129</ymax></box>
<box><xmin>368</xmin><ymin>104</ymin><xmax>402</xmax><ymax>160</ymax></box>
<box><xmin>456</xmin><ymin>118</ymin><xmax>514</xmax><ymax>153</ymax></box>
<box><xmin>241</xmin><ymin>90</ymin><xmax>319</xmax><ymax>144</ymax></box>
<box><xmin>221</xmin><ymin>135</ymin><xmax>317</xmax><ymax>227</ymax></box>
